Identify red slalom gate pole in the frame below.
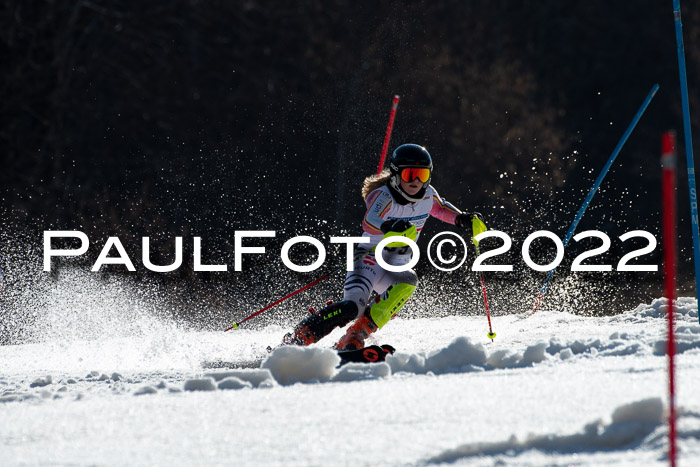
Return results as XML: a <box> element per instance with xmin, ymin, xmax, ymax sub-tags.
<box><xmin>377</xmin><ymin>95</ymin><xmax>400</xmax><ymax>174</ymax></box>
<box><xmin>661</xmin><ymin>131</ymin><xmax>678</xmax><ymax>467</ymax></box>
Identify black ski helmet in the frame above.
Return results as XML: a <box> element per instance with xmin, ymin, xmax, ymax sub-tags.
<box><xmin>389</xmin><ymin>144</ymin><xmax>433</xmax><ymax>202</ymax></box>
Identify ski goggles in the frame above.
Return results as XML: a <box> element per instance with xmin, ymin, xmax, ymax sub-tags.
<box><xmin>400</xmin><ymin>167</ymin><xmax>431</xmax><ymax>183</ymax></box>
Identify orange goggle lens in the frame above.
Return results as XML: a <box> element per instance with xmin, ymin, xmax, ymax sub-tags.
<box><xmin>400</xmin><ymin>167</ymin><xmax>431</xmax><ymax>183</ymax></box>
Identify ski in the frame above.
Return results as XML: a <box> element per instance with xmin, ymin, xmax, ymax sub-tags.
<box><xmin>201</xmin><ymin>358</ymin><xmax>264</xmax><ymax>370</ymax></box>
<box><xmin>337</xmin><ymin>344</ymin><xmax>396</xmax><ymax>364</ymax></box>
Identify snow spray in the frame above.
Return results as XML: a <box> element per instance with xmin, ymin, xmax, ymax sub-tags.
<box><xmin>530</xmin><ymin>84</ymin><xmax>660</xmax><ymax>315</ymax></box>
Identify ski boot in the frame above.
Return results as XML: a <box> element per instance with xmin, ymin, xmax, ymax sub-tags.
<box><xmin>335</xmin><ymin>282</ymin><xmax>416</xmax><ymax>351</ymax></box>
<box><xmin>280</xmin><ymin>300</ymin><xmax>358</xmax><ymax>347</ymax></box>
<box><xmin>334</xmin><ymin>313</ymin><xmax>378</xmax><ymax>351</ymax></box>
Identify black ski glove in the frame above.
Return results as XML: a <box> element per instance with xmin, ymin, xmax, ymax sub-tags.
<box><xmin>455</xmin><ymin>212</ymin><xmax>484</xmax><ymax>229</ymax></box>
<box><xmin>380</xmin><ymin>219</ymin><xmax>412</xmax><ymax>234</ymax></box>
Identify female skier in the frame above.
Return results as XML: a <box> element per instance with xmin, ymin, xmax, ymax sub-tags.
<box><xmin>282</xmin><ymin>143</ymin><xmax>480</xmax><ymax>351</ymax></box>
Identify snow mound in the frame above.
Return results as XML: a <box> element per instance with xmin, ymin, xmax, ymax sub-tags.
<box><xmin>653</xmin><ymin>339</ymin><xmax>700</xmax><ymax>356</ymax></box>
<box><xmin>619</xmin><ymin>297</ymin><xmax>698</xmax><ymax>321</ymax></box>
<box><xmin>0</xmin><ymin>392</ymin><xmax>37</xmax><ymax>403</ymax></box>
<box><xmin>426</xmin><ymin>398</ymin><xmax>666</xmax><ymax>463</ymax></box>
<box><xmin>487</xmin><ymin>342</ymin><xmax>549</xmax><ymax>368</ymax></box>
<box><xmin>134</xmin><ymin>386</ymin><xmax>157</xmax><ymax>396</ymax></box>
<box><xmin>261</xmin><ymin>346</ymin><xmax>340</xmax><ymax>385</ymax></box>
<box><xmin>611</xmin><ymin>398</ymin><xmax>664</xmax><ymax>424</ymax></box>
<box><xmin>212</xmin><ymin>337</ymin><xmax>578</xmax><ymax>388</ymax></box>
<box><xmin>387</xmin><ymin>337</ymin><xmax>550</xmax><ymax>374</ymax></box>
<box><xmin>387</xmin><ymin>337</ymin><xmax>486</xmax><ymax>374</ymax></box>
<box><xmin>29</xmin><ymin>375</ymin><xmax>53</xmax><ymax>388</ymax></box>
<box><xmin>546</xmin><ymin>336</ymin><xmax>648</xmax><ymax>359</ymax></box>
<box><xmin>183</xmin><ymin>378</ymin><xmax>216</xmax><ymax>392</ymax></box>
<box><xmin>203</xmin><ymin>369</ymin><xmax>275</xmax><ymax>388</ymax></box>
<box><xmin>217</xmin><ymin>377</ymin><xmax>253</xmax><ymax>390</ymax></box>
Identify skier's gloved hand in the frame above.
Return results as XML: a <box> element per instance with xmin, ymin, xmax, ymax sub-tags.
<box><xmin>456</xmin><ymin>212</ymin><xmax>485</xmax><ymax>229</ymax></box>
<box><xmin>380</xmin><ymin>219</ymin><xmax>412</xmax><ymax>234</ymax></box>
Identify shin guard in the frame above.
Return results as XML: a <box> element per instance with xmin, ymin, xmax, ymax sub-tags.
<box><xmin>368</xmin><ymin>282</ymin><xmax>416</xmax><ymax>329</ymax></box>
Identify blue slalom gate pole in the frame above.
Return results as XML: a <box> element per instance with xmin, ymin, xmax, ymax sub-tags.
<box><xmin>530</xmin><ymin>84</ymin><xmax>660</xmax><ymax>315</ymax></box>
<box><xmin>673</xmin><ymin>0</ymin><xmax>700</xmax><ymax>324</ymax></box>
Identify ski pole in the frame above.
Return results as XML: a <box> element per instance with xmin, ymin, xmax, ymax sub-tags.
<box><xmin>472</xmin><ymin>216</ymin><xmax>496</xmax><ymax>341</ymax></box>
<box><xmin>529</xmin><ymin>84</ymin><xmax>659</xmax><ymax>315</ymax></box>
<box><xmin>376</xmin><ymin>95</ymin><xmax>400</xmax><ymax>174</ymax></box>
<box><xmin>476</xmin><ymin>245</ymin><xmax>496</xmax><ymax>342</ymax></box>
<box><xmin>225</xmin><ymin>262</ymin><xmax>346</xmax><ymax>331</ymax></box>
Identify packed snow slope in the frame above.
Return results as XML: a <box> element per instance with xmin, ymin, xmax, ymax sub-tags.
<box><xmin>1</xmin><ymin>297</ymin><xmax>700</xmax><ymax>466</ymax></box>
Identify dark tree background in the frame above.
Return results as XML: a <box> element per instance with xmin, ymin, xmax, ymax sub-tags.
<box><xmin>2</xmin><ymin>0</ymin><xmax>700</xmax><ymax>334</ymax></box>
